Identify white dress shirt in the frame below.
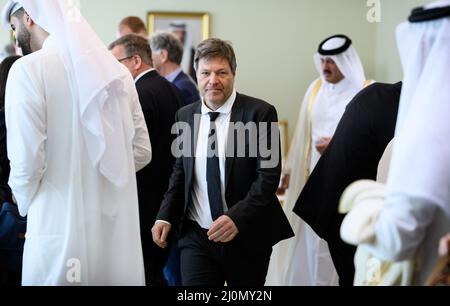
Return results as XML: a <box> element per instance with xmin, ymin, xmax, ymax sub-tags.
<box><xmin>165</xmin><ymin>67</ymin><xmax>183</xmax><ymax>83</ymax></box>
<box><xmin>187</xmin><ymin>89</ymin><xmax>237</xmax><ymax>229</ymax></box>
<box><xmin>310</xmin><ymin>77</ymin><xmax>361</xmax><ymax>170</ymax></box>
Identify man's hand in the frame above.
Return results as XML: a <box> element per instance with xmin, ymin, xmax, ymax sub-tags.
<box><xmin>277</xmin><ymin>174</ymin><xmax>290</xmax><ymax>195</ymax></box>
<box><xmin>151</xmin><ymin>222</ymin><xmax>171</xmax><ymax>249</ymax></box>
<box><xmin>315</xmin><ymin>137</ymin><xmax>332</xmax><ymax>155</ymax></box>
<box><xmin>207</xmin><ymin>215</ymin><xmax>239</xmax><ymax>243</ymax></box>
<box><xmin>439</xmin><ymin>233</ymin><xmax>450</xmax><ymax>257</ymax></box>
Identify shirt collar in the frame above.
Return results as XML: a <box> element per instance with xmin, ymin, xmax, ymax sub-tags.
<box><xmin>201</xmin><ymin>89</ymin><xmax>237</xmax><ymax>116</ymax></box>
<box><xmin>134</xmin><ymin>68</ymin><xmax>156</xmax><ymax>83</ymax></box>
<box><xmin>165</xmin><ymin>67</ymin><xmax>183</xmax><ymax>83</ymax></box>
<box><xmin>324</xmin><ymin>77</ymin><xmax>352</xmax><ymax>93</ymax></box>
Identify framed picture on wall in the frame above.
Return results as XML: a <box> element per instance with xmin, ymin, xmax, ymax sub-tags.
<box><xmin>147</xmin><ymin>12</ymin><xmax>210</xmax><ymax>80</ymax></box>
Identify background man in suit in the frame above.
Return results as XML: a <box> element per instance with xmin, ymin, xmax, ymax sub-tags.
<box><xmin>150</xmin><ymin>31</ymin><xmax>201</xmax><ymax>285</ymax></box>
<box><xmin>150</xmin><ymin>31</ymin><xmax>200</xmax><ymax>107</ymax></box>
<box><xmin>109</xmin><ymin>34</ymin><xmax>183</xmax><ymax>286</ymax></box>
<box><xmin>2</xmin><ymin>0</ymin><xmax>150</xmax><ymax>286</ymax></box>
<box><xmin>151</xmin><ymin>38</ymin><xmax>294</xmax><ymax>286</ymax></box>
<box><xmin>117</xmin><ymin>16</ymin><xmax>148</xmax><ymax>38</ymax></box>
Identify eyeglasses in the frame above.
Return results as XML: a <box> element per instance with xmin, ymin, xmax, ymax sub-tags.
<box><xmin>117</xmin><ymin>55</ymin><xmax>134</xmax><ymax>63</ymax></box>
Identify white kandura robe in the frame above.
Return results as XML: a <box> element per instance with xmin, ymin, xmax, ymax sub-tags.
<box><xmin>266</xmin><ymin>77</ymin><xmax>362</xmax><ymax>286</ymax></box>
<box><xmin>5</xmin><ymin>36</ymin><xmax>151</xmax><ymax>286</ymax></box>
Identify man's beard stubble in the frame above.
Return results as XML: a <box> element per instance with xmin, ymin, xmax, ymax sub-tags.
<box><xmin>17</xmin><ymin>27</ymin><xmax>33</xmax><ymax>56</ymax></box>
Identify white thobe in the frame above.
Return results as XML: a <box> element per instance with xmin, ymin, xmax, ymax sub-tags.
<box><xmin>5</xmin><ymin>36</ymin><xmax>151</xmax><ymax>286</ymax></box>
<box><xmin>266</xmin><ymin>77</ymin><xmax>362</xmax><ymax>286</ymax></box>
<box><xmin>310</xmin><ymin>78</ymin><xmax>361</xmax><ymax>168</ymax></box>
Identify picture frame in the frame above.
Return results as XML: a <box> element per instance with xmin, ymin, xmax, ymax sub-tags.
<box><xmin>147</xmin><ymin>12</ymin><xmax>210</xmax><ymax>79</ymax></box>
<box><xmin>147</xmin><ymin>12</ymin><xmax>210</xmax><ymax>41</ymax></box>
<box><xmin>279</xmin><ymin>120</ymin><xmax>289</xmax><ymax>161</ymax></box>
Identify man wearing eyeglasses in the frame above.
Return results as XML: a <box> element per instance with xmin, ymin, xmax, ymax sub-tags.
<box><xmin>109</xmin><ymin>34</ymin><xmax>183</xmax><ymax>286</ymax></box>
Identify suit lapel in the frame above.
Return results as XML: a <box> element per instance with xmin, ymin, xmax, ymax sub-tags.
<box><xmin>186</xmin><ymin>103</ymin><xmax>202</xmax><ymax>194</ymax></box>
<box><xmin>225</xmin><ymin>94</ymin><xmax>244</xmax><ymax>191</ymax></box>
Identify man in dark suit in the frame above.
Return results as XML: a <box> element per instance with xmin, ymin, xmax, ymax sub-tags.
<box><xmin>150</xmin><ymin>31</ymin><xmax>200</xmax><ymax>106</ymax></box>
<box><xmin>109</xmin><ymin>34</ymin><xmax>183</xmax><ymax>286</ymax></box>
<box><xmin>152</xmin><ymin>38</ymin><xmax>294</xmax><ymax>286</ymax></box>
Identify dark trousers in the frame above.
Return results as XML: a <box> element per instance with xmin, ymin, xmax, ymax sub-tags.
<box><xmin>141</xmin><ymin>228</ymin><xmax>169</xmax><ymax>286</ymax></box>
<box><xmin>0</xmin><ymin>266</ymin><xmax>21</xmax><ymax>286</ymax></box>
<box><xmin>163</xmin><ymin>241</ymin><xmax>182</xmax><ymax>286</ymax></box>
<box><xmin>327</xmin><ymin>218</ymin><xmax>357</xmax><ymax>287</ymax></box>
<box><xmin>178</xmin><ymin>220</ymin><xmax>272</xmax><ymax>286</ymax></box>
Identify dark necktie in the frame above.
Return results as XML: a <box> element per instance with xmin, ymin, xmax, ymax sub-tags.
<box><xmin>207</xmin><ymin>112</ymin><xmax>224</xmax><ymax>221</ymax></box>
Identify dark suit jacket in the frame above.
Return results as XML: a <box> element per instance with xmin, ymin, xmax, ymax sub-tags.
<box><xmin>294</xmin><ymin>82</ymin><xmax>402</xmax><ymax>241</ymax></box>
<box><xmin>172</xmin><ymin>71</ymin><xmax>200</xmax><ymax>106</ymax></box>
<box><xmin>135</xmin><ymin>70</ymin><xmax>183</xmax><ymax>230</ymax></box>
<box><xmin>0</xmin><ymin>107</ymin><xmax>12</xmax><ymax>204</ymax></box>
<box><xmin>157</xmin><ymin>93</ymin><xmax>294</xmax><ymax>249</ymax></box>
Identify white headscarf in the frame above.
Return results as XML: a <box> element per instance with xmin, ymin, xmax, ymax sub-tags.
<box><xmin>313</xmin><ymin>36</ymin><xmax>366</xmax><ymax>89</ymax></box>
<box><xmin>386</xmin><ymin>0</ymin><xmax>450</xmax><ymax>215</ymax></box>
<box><xmin>11</xmin><ymin>0</ymin><xmax>136</xmax><ymax>187</ymax></box>
<box><xmin>0</xmin><ymin>0</ymin><xmax>22</xmax><ymax>29</ymax></box>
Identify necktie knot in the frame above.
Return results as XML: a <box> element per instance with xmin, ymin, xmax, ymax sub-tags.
<box><xmin>208</xmin><ymin>112</ymin><xmax>220</xmax><ymax>122</ymax></box>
